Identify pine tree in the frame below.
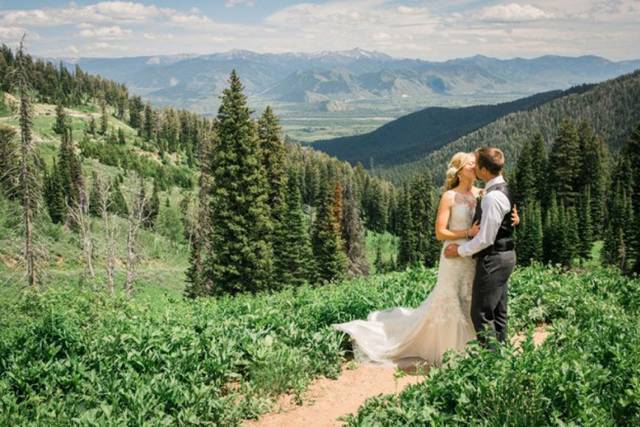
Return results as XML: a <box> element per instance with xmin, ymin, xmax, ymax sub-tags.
<box><xmin>16</xmin><ymin>40</ymin><xmax>39</xmax><ymax>288</ymax></box>
<box><xmin>0</xmin><ymin>124</ymin><xmax>18</xmax><ymax>198</ymax></box>
<box><xmin>88</xmin><ymin>171</ymin><xmax>102</xmax><ymax>217</ymax></box>
<box><xmin>128</xmin><ymin>96</ymin><xmax>144</xmax><ymax>129</ymax></box>
<box><xmin>312</xmin><ymin>181</ymin><xmax>348</xmax><ymax>283</ymax></box>
<box><xmin>274</xmin><ymin>169</ymin><xmax>314</xmax><ymax>287</ymax></box>
<box><xmin>547</xmin><ymin>120</ymin><xmax>581</xmax><ymax>207</ymax></box>
<box><xmin>602</xmin><ymin>184</ymin><xmax>632</xmax><ymax>271</ymax></box>
<box><xmin>621</xmin><ymin>124</ymin><xmax>640</xmax><ymax>273</ymax></box>
<box><xmin>577</xmin><ymin>122</ymin><xmax>608</xmax><ymax>237</ymax></box>
<box><xmin>57</xmin><ymin>128</ymin><xmax>85</xmax><ymax>211</ymax></box>
<box><xmin>52</xmin><ymin>100</ymin><xmax>69</xmax><ymax>135</ymax></box>
<box><xmin>341</xmin><ymin>181</ymin><xmax>369</xmax><ymax>277</ymax></box>
<box><xmin>117</xmin><ymin>127</ymin><xmax>126</xmax><ymax>145</ymax></box>
<box><xmin>43</xmin><ymin>160</ymin><xmax>66</xmax><ymax>224</ymax></box>
<box><xmin>563</xmin><ymin>206</ymin><xmax>579</xmax><ymax>267</ymax></box>
<box><xmin>409</xmin><ymin>173</ymin><xmax>438</xmax><ymax>268</ymax></box>
<box><xmin>99</xmin><ymin>98</ymin><xmax>108</xmax><ymax>135</ymax></box>
<box><xmin>156</xmin><ymin>198</ymin><xmax>185</xmax><ymax>243</ymax></box>
<box><xmin>513</xmin><ymin>133</ymin><xmax>547</xmax><ymax>206</ymax></box>
<box><xmin>87</xmin><ymin>115</ymin><xmax>97</xmax><ymax>137</ymax></box>
<box><xmin>374</xmin><ymin>243</ymin><xmax>385</xmax><ymax>274</ymax></box>
<box><xmin>397</xmin><ymin>184</ymin><xmax>417</xmax><ymax>268</ymax></box>
<box><xmin>143</xmin><ymin>178</ymin><xmax>160</xmax><ymax>229</ymax></box>
<box><xmin>108</xmin><ymin>181</ymin><xmax>128</xmax><ymax>217</ymax></box>
<box><xmin>303</xmin><ymin>161</ymin><xmax>320</xmax><ymax>206</ymax></box>
<box><xmin>516</xmin><ymin>201</ymin><xmax>543</xmax><ymax>265</ymax></box>
<box><xmin>257</xmin><ymin>106</ymin><xmax>287</xmax><ymax>266</ymax></box>
<box><xmin>577</xmin><ymin>187</ymin><xmax>594</xmax><ymax>262</ymax></box>
<box><xmin>203</xmin><ymin>71</ymin><xmax>274</xmax><ymax>294</ymax></box>
<box><xmin>143</xmin><ymin>102</ymin><xmax>155</xmax><ymax>141</ymax></box>
<box><xmin>543</xmin><ymin>192</ymin><xmax>561</xmax><ymax>265</ymax></box>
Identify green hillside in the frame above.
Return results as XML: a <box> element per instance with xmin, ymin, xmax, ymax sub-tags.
<box><xmin>2</xmin><ymin>263</ymin><xmax>639</xmax><ymax>425</ymax></box>
<box><xmin>378</xmin><ymin>69</ymin><xmax>640</xmax><ymax>184</ymax></box>
<box><xmin>310</xmin><ymin>85</ymin><xmax>594</xmax><ymax>168</ymax></box>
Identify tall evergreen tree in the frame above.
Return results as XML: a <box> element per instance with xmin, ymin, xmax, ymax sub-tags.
<box><xmin>108</xmin><ymin>181</ymin><xmax>128</xmax><ymax>217</ymax></box>
<box><xmin>397</xmin><ymin>184</ymin><xmax>417</xmax><ymax>268</ymax></box>
<box><xmin>87</xmin><ymin>115</ymin><xmax>97</xmax><ymax>137</ymax></box>
<box><xmin>257</xmin><ymin>106</ymin><xmax>287</xmax><ymax>244</ymax></box>
<box><xmin>409</xmin><ymin>172</ymin><xmax>439</xmax><ymax>267</ymax></box>
<box><xmin>57</xmin><ymin>128</ymin><xmax>85</xmax><ymax>211</ymax></box>
<box><xmin>543</xmin><ymin>192</ymin><xmax>561</xmax><ymax>265</ymax></box>
<box><xmin>143</xmin><ymin>102</ymin><xmax>155</xmax><ymax>142</ymax></box>
<box><xmin>563</xmin><ymin>205</ymin><xmax>579</xmax><ymax>267</ymax></box>
<box><xmin>16</xmin><ymin>40</ymin><xmax>39</xmax><ymax>288</ymax></box>
<box><xmin>515</xmin><ymin>200</ymin><xmax>543</xmax><ymax>265</ymax></box>
<box><xmin>577</xmin><ymin>187</ymin><xmax>594</xmax><ymax>262</ymax></box>
<box><xmin>577</xmin><ymin>122</ymin><xmax>609</xmax><ymax>236</ymax></box>
<box><xmin>99</xmin><ymin>98</ymin><xmax>108</xmax><ymax>135</ymax></box>
<box><xmin>117</xmin><ymin>127</ymin><xmax>126</xmax><ymax>145</ymax></box>
<box><xmin>620</xmin><ymin>124</ymin><xmax>640</xmax><ymax>273</ymax></box>
<box><xmin>274</xmin><ymin>169</ymin><xmax>314</xmax><ymax>287</ymax></box>
<box><xmin>547</xmin><ymin>120</ymin><xmax>581</xmax><ymax>207</ymax></box>
<box><xmin>203</xmin><ymin>71</ymin><xmax>274</xmax><ymax>294</ymax></box>
<box><xmin>43</xmin><ymin>160</ymin><xmax>66</xmax><ymax>224</ymax></box>
<box><xmin>143</xmin><ymin>178</ymin><xmax>160</xmax><ymax>229</ymax></box>
<box><xmin>513</xmin><ymin>133</ymin><xmax>547</xmax><ymax>206</ymax></box>
<box><xmin>312</xmin><ymin>181</ymin><xmax>348</xmax><ymax>283</ymax></box>
<box><xmin>52</xmin><ymin>100</ymin><xmax>69</xmax><ymax>135</ymax></box>
<box><xmin>341</xmin><ymin>180</ymin><xmax>369</xmax><ymax>277</ymax></box>
<box><xmin>128</xmin><ymin>96</ymin><xmax>144</xmax><ymax>129</ymax></box>
<box><xmin>88</xmin><ymin>171</ymin><xmax>102</xmax><ymax>217</ymax></box>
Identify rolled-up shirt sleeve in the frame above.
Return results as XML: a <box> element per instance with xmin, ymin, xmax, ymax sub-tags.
<box><xmin>458</xmin><ymin>192</ymin><xmax>510</xmax><ymax>257</ymax></box>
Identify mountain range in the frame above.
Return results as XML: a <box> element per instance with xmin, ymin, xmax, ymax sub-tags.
<box><xmin>63</xmin><ymin>49</ymin><xmax>640</xmax><ymax>117</ymax></box>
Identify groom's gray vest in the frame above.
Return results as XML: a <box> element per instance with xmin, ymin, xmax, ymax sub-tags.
<box><xmin>472</xmin><ymin>182</ymin><xmax>515</xmax><ymax>258</ymax></box>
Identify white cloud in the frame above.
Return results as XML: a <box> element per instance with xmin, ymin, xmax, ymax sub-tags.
<box><xmin>0</xmin><ymin>0</ymin><xmax>638</xmax><ymax>61</ymax></box>
<box><xmin>77</xmin><ymin>26</ymin><xmax>132</xmax><ymax>39</ymax></box>
<box><xmin>225</xmin><ymin>0</ymin><xmax>256</xmax><ymax>8</ymax></box>
<box><xmin>476</xmin><ymin>3</ymin><xmax>555</xmax><ymax>23</ymax></box>
<box><xmin>0</xmin><ymin>26</ymin><xmax>31</xmax><ymax>41</ymax></box>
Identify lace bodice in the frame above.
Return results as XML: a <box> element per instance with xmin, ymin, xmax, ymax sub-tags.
<box><xmin>448</xmin><ymin>192</ymin><xmax>476</xmax><ymax>233</ymax></box>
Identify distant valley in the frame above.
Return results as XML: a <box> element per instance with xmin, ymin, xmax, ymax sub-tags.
<box><xmin>62</xmin><ymin>49</ymin><xmax>640</xmax><ymax>141</ymax></box>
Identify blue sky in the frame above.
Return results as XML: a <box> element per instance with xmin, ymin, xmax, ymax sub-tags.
<box><xmin>0</xmin><ymin>0</ymin><xmax>638</xmax><ymax>60</ymax></box>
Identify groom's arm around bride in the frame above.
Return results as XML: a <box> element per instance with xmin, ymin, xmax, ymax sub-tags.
<box><xmin>444</xmin><ymin>147</ymin><xmax>517</xmax><ymax>347</ymax></box>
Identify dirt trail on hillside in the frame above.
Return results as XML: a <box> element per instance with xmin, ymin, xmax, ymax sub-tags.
<box><xmin>243</xmin><ymin>326</ymin><xmax>549</xmax><ymax>427</ymax></box>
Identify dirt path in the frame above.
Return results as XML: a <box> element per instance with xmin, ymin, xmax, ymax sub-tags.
<box><xmin>243</xmin><ymin>326</ymin><xmax>549</xmax><ymax>427</ymax></box>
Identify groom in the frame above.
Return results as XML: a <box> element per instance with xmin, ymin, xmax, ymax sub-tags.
<box><xmin>444</xmin><ymin>147</ymin><xmax>516</xmax><ymax>348</ymax></box>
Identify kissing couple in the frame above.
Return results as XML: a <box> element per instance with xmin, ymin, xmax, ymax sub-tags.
<box><xmin>333</xmin><ymin>147</ymin><xmax>519</xmax><ymax>367</ymax></box>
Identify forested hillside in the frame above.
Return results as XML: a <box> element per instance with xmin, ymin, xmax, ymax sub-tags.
<box><xmin>310</xmin><ymin>85</ymin><xmax>593</xmax><ymax>167</ymax></box>
<box><xmin>379</xmin><ymin>69</ymin><xmax>640</xmax><ymax>184</ymax></box>
<box><xmin>0</xmin><ymin>43</ymin><xmax>398</xmax><ymax>295</ymax></box>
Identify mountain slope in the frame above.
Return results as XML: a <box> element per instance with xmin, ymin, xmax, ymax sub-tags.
<box><xmin>377</xmin><ymin>69</ymin><xmax>640</xmax><ymax>184</ymax></box>
<box><xmin>309</xmin><ymin>85</ymin><xmax>594</xmax><ymax>167</ymax></box>
<box><xmin>64</xmin><ymin>51</ymin><xmax>640</xmax><ymax>114</ymax></box>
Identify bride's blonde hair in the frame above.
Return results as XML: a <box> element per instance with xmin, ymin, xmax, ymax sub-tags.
<box><xmin>445</xmin><ymin>152</ymin><xmax>473</xmax><ymax>191</ymax></box>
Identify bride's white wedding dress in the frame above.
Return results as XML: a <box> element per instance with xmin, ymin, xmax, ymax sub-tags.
<box><xmin>332</xmin><ymin>192</ymin><xmax>477</xmax><ymax>367</ymax></box>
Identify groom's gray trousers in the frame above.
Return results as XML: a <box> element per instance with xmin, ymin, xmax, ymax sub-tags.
<box><xmin>471</xmin><ymin>250</ymin><xmax>516</xmax><ymax>346</ymax></box>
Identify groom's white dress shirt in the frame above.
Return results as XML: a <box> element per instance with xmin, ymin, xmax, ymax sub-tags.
<box><xmin>458</xmin><ymin>175</ymin><xmax>511</xmax><ymax>257</ymax></box>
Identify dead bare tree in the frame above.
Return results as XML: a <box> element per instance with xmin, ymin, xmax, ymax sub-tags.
<box><xmin>96</xmin><ymin>177</ymin><xmax>117</xmax><ymax>294</ymax></box>
<box><xmin>125</xmin><ymin>177</ymin><xmax>150</xmax><ymax>297</ymax></box>
<box><xmin>67</xmin><ymin>197</ymin><xmax>95</xmax><ymax>283</ymax></box>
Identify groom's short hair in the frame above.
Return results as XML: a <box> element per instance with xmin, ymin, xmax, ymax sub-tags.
<box><xmin>476</xmin><ymin>147</ymin><xmax>504</xmax><ymax>175</ymax></box>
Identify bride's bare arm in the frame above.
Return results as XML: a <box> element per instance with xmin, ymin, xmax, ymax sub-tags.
<box><xmin>435</xmin><ymin>191</ymin><xmax>474</xmax><ymax>241</ymax></box>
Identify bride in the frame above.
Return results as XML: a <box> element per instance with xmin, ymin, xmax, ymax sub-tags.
<box><xmin>332</xmin><ymin>152</ymin><xmax>518</xmax><ymax>367</ymax></box>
